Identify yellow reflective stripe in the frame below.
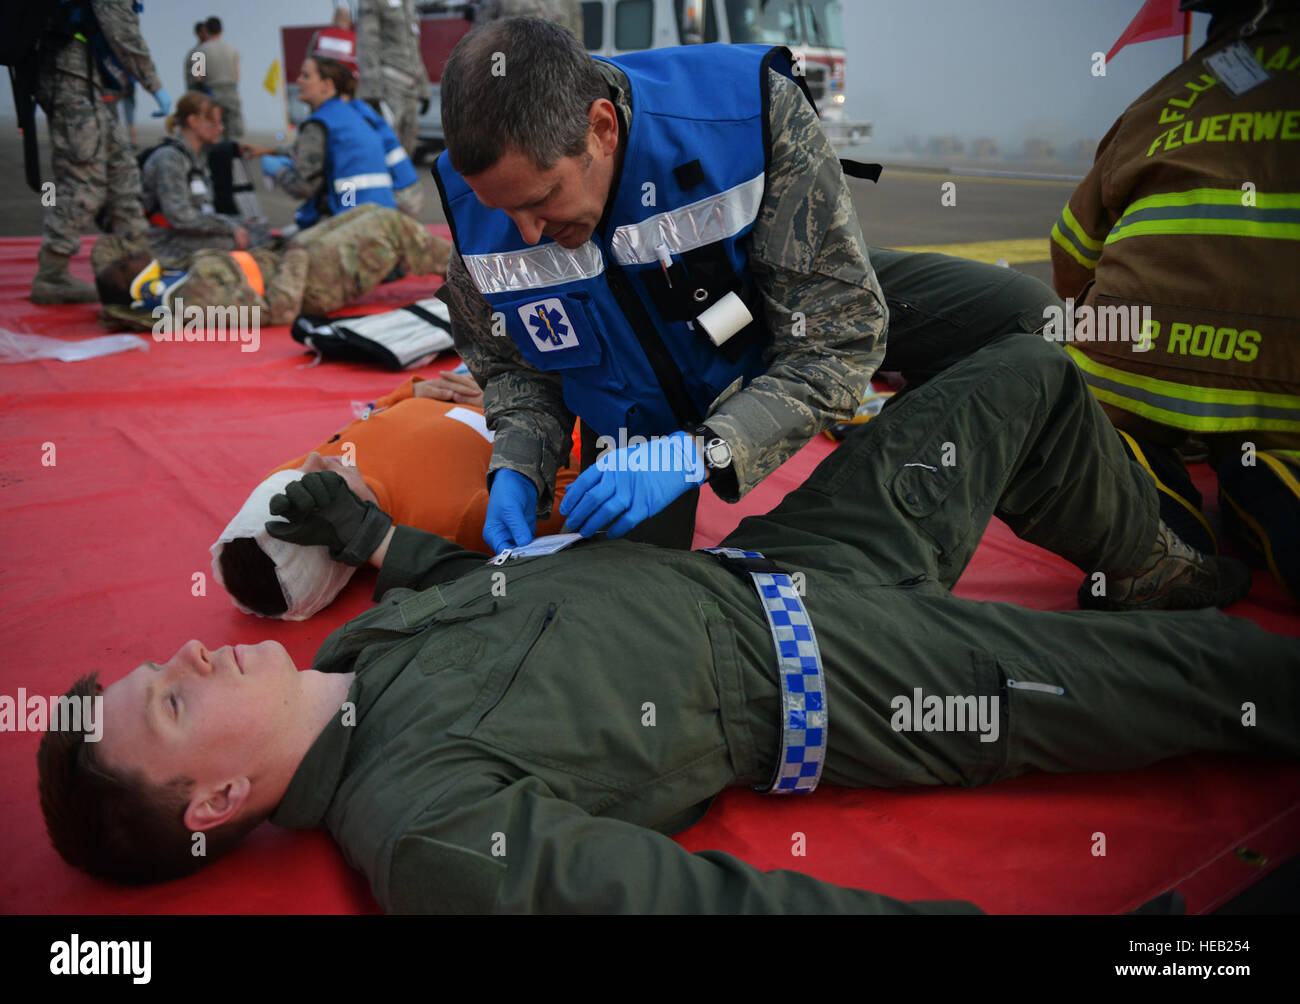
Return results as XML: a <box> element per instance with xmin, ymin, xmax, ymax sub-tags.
<box><xmin>1064</xmin><ymin>345</ymin><xmax>1300</xmax><ymax>433</ymax></box>
<box><xmin>1060</xmin><ymin>204</ymin><xmax>1105</xmax><ymax>250</ymax></box>
<box><xmin>1122</xmin><ymin>188</ymin><xmax>1300</xmax><ymax>212</ymax></box>
<box><xmin>1106</xmin><ymin>189</ymin><xmax>1300</xmax><ymax>245</ymax></box>
<box><xmin>1051</xmin><ymin>221</ymin><xmax>1097</xmax><ymax>269</ymax></box>
<box><xmin>1115</xmin><ymin>428</ymin><xmax>1217</xmax><ymax>553</ymax></box>
<box><xmin>1259</xmin><ymin>451</ymin><xmax>1300</xmax><ymax>502</ymax></box>
<box><xmin>1219</xmin><ymin>488</ymin><xmax>1287</xmax><ymax>593</ymax></box>
<box><xmin>1107</xmin><ymin>218</ymin><xmax>1300</xmax><ymax>242</ymax></box>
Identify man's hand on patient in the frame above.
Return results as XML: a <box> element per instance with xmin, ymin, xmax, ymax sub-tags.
<box><xmin>560</xmin><ymin>431</ymin><xmax>704</xmax><ymax>538</ymax></box>
<box><xmin>266</xmin><ymin>471</ymin><xmax>394</xmax><ymax>567</ymax></box>
<box><xmin>484</xmin><ymin>469</ymin><xmax>538</xmax><ymax>554</ymax></box>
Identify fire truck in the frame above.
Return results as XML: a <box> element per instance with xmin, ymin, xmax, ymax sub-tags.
<box><xmin>280</xmin><ymin>1</ymin><xmax>868</xmax><ymax>162</ymax></box>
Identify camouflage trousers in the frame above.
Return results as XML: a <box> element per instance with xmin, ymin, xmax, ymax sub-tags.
<box><xmin>379</xmin><ymin>89</ymin><xmax>421</xmax><ymax>158</ymax></box>
<box><xmin>208</xmin><ymin>84</ymin><xmax>244</xmax><ymax>141</ymax></box>
<box><xmin>40</xmin><ymin>82</ymin><xmax>147</xmax><ymax>257</ymax></box>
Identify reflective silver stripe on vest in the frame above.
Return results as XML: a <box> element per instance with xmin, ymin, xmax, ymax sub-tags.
<box><xmin>334</xmin><ymin>173</ymin><xmax>393</xmax><ymax>194</ymax></box>
<box><xmin>385</xmin><ymin>147</ymin><xmax>410</xmax><ymax>167</ymax></box>
<box><xmin>462</xmin><ymin>241</ymin><xmax>606</xmax><ymax>295</ymax></box>
<box><xmin>609</xmin><ymin>172</ymin><xmax>765</xmax><ymax>266</ymax></box>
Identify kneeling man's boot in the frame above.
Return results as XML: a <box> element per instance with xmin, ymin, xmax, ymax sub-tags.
<box><xmin>31</xmin><ymin>248</ymin><xmax>98</xmax><ymax>305</ymax></box>
<box><xmin>1078</xmin><ymin>520</ymin><xmax>1252</xmax><ymax>612</ymax></box>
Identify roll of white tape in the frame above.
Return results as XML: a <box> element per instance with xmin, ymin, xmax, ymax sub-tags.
<box><xmin>696</xmin><ymin>291</ymin><xmax>753</xmax><ymax>347</ymax></box>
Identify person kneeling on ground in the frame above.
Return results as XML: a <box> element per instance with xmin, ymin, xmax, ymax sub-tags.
<box><xmin>140</xmin><ymin>91</ymin><xmax>272</xmax><ymax>265</ymax></box>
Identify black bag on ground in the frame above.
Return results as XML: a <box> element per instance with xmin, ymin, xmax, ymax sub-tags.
<box><xmin>291</xmin><ymin>299</ymin><xmax>455</xmax><ymax>370</ymax></box>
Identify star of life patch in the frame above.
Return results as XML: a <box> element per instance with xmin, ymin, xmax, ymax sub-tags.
<box><xmin>517</xmin><ymin>298</ymin><xmax>580</xmax><ymax>353</ymax></box>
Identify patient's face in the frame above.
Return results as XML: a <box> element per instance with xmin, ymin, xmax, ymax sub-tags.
<box><xmin>98</xmin><ymin>640</ymin><xmax>303</xmax><ymax>789</ymax></box>
<box><xmin>299</xmin><ymin>452</ymin><xmax>378</xmax><ymax>506</ymax></box>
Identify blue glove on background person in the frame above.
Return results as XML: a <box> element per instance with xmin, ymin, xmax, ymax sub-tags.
<box><xmin>484</xmin><ymin>468</ymin><xmax>538</xmax><ymax>554</ymax></box>
<box><xmin>261</xmin><ymin>154</ymin><xmax>293</xmax><ymax>178</ymax></box>
<box><xmin>151</xmin><ymin>87</ymin><xmax>171</xmax><ymax>117</ymax></box>
<box><xmin>560</xmin><ymin>431</ymin><xmax>705</xmax><ymax>539</ymax></box>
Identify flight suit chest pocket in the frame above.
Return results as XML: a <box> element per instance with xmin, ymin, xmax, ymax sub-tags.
<box><xmin>447</xmin><ymin>601</ymin><xmax>559</xmax><ymax>738</ymax></box>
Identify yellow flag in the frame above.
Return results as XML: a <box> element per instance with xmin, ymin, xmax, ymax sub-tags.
<box><xmin>263</xmin><ymin>59</ymin><xmax>281</xmax><ymax>96</ymax></box>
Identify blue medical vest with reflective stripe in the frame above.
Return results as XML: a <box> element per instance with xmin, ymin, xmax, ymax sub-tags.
<box><xmin>436</xmin><ymin>45</ymin><xmax>805</xmax><ymax>439</ymax></box>
<box><xmin>297</xmin><ymin>97</ymin><xmax>397</xmax><ymax>228</ymax></box>
<box><xmin>352</xmin><ymin>98</ymin><xmax>420</xmax><ymax>191</ymax></box>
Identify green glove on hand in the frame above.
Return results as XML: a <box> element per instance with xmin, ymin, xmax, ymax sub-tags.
<box><xmin>265</xmin><ymin>471</ymin><xmax>392</xmax><ymax>566</ymax></box>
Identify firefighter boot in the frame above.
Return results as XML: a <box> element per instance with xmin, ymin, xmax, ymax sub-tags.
<box><xmin>1078</xmin><ymin>519</ymin><xmax>1252</xmax><ymax>612</ymax></box>
<box><xmin>30</xmin><ymin>248</ymin><xmax>99</xmax><ymax>305</ymax></box>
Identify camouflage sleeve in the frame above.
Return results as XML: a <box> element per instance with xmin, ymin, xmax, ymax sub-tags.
<box><xmin>275</xmin><ymin>122</ymin><xmax>328</xmax><ymax>201</ymax></box>
<box><xmin>261</xmin><ymin>246</ymin><xmax>310</xmax><ymax>325</ymax></box>
<box><xmin>92</xmin><ymin>0</ymin><xmax>162</xmax><ymax>94</ymax></box>
<box><xmin>438</xmin><ymin>247</ymin><xmax>575</xmax><ymax>519</ymax></box>
<box><xmin>702</xmin><ymin>69</ymin><xmax>886</xmax><ymax>501</ymax></box>
<box><xmin>356</xmin><ymin>1</ymin><xmax>384</xmax><ymax>103</ymax></box>
<box><xmin>1050</xmin><ymin>115</ymin><xmax>1123</xmax><ymax>300</ymax></box>
<box><xmin>143</xmin><ymin>147</ymin><xmax>241</xmax><ymax>237</ymax></box>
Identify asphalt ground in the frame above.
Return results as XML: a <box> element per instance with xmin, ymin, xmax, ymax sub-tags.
<box><xmin>0</xmin><ymin>117</ymin><xmax>1074</xmax><ymax>288</ymax></box>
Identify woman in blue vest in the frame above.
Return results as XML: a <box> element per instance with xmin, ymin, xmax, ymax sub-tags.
<box><xmin>245</xmin><ymin>56</ymin><xmax>397</xmax><ymax>230</ymax></box>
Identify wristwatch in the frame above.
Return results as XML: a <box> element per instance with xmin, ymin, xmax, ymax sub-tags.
<box><xmin>694</xmin><ymin>425</ymin><xmax>733</xmax><ymax>471</ymax></box>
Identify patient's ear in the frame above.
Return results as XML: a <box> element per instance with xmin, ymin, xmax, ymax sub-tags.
<box><xmin>184</xmin><ymin>777</ymin><xmax>252</xmax><ymax>832</ymax></box>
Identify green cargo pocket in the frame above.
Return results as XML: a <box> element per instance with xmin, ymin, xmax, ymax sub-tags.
<box><xmin>447</xmin><ymin>601</ymin><xmax>558</xmax><ymax>738</ymax></box>
<box><xmin>388</xmin><ymin>834</ymin><xmax>506</xmax><ymax>914</ymax></box>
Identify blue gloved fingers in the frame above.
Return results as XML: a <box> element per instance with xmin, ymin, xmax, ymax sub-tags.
<box><xmin>557</xmin><ymin>461</ymin><xmax>604</xmax><ymax>518</ymax></box>
<box><xmin>562</xmin><ymin>470</ymin><xmax>621</xmax><ymax>536</ymax></box>
<box><xmin>152</xmin><ymin>87</ymin><xmax>172</xmax><ymax>117</ymax></box>
<box><xmin>483</xmin><ymin>522</ymin><xmax>512</xmax><ymax>555</ymax></box>
<box><xmin>484</xmin><ymin>469</ymin><xmax>538</xmax><ymax>552</ymax></box>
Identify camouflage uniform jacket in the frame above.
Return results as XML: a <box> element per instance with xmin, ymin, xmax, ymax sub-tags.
<box><xmin>357</xmin><ymin>0</ymin><xmax>431</xmax><ymax>103</ymax></box>
<box><xmin>40</xmin><ymin>0</ymin><xmax>162</xmax><ymax>100</ymax></box>
<box><xmin>140</xmin><ymin>137</ymin><xmax>243</xmax><ymax>265</ymax></box>
<box><xmin>438</xmin><ymin>62</ymin><xmax>886</xmax><ymax>517</ymax></box>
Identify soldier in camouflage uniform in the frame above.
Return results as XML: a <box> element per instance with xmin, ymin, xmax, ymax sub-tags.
<box><xmin>435</xmin><ymin>20</ymin><xmax>1059</xmax><ymax>551</ymax></box>
<box><xmin>475</xmin><ymin>0</ymin><xmax>584</xmax><ymax>35</ymax></box>
<box><xmin>357</xmin><ymin>0</ymin><xmax>431</xmax><ymax>156</ymax></box>
<box><xmin>93</xmin><ymin>204</ymin><xmax>451</xmax><ymax>330</ymax></box>
<box><xmin>196</xmin><ymin>18</ymin><xmax>243</xmax><ymax>141</ymax></box>
<box><xmin>140</xmin><ymin>93</ymin><xmax>270</xmax><ymax>266</ymax></box>
<box><xmin>31</xmin><ymin>0</ymin><xmax>170</xmax><ymax>305</ymax></box>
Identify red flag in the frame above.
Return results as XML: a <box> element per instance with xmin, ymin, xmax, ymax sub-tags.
<box><xmin>1106</xmin><ymin>0</ymin><xmax>1187</xmax><ymax>63</ymax></box>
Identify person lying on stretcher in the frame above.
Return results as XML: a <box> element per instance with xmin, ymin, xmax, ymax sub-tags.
<box><xmin>90</xmin><ymin>203</ymin><xmax>450</xmax><ymax>329</ymax></box>
<box><xmin>213</xmin><ymin>369</ymin><xmax>581</xmax><ymax>620</ymax></box>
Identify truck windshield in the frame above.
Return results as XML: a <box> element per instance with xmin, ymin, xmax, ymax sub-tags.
<box><xmin>724</xmin><ymin>1</ymin><xmax>844</xmax><ymax>48</ymax></box>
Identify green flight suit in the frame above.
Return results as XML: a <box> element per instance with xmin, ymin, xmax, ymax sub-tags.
<box><xmin>270</xmin><ymin>332</ymin><xmax>1300</xmax><ymax>914</ymax></box>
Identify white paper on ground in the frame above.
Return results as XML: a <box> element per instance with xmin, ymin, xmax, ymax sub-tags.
<box><xmin>0</xmin><ymin>329</ymin><xmax>150</xmax><ymax>364</ymax></box>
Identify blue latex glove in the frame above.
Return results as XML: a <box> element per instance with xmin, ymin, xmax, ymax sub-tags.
<box><xmin>261</xmin><ymin>154</ymin><xmax>293</xmax><ymax>178</ymax></box>
<box><xmin>560</xmin><ymin>431</ymin><xmax>705</xmax><ymax>539</ymax></box>
<box><xmin>484</xmin><ymin>468</ymin><xmax>538</xmax><ymax>555</ymax></box>
<box><xmin>151</xmin><ymin>87</ymin><xmax>171</xmax><ymax>117</ymax></box>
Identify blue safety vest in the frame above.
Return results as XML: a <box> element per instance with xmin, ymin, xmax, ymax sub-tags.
<box><xmin>352</xmin><ymin>98</ymin><xmax>419</xmax><ymax>192</ymax></box>
<box><xmin>435</xmin><ymin>45</ymin><xmax>808</xmax><ymax>439</ymax></box>
<box><xmin>296</xmin><ymin>97</ymin><xmax>397</xmax><ymax>228</ymax></box>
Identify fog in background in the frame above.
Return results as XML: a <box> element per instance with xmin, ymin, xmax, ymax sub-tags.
<box><xmin>0</xmin><ymin>0</ymin><xmax>1208</xmax><ymax>164</ymax></box>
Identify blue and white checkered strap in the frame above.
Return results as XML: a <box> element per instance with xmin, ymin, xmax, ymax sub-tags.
<box><xmin>702</xmin><ymin>546</ymin><xmax>827</xmax><ymax>794</ymax></box>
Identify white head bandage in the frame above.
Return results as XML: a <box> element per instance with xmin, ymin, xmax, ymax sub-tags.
<box><xmin>210</xmin><ymin>469</ymin><xmax>357</xmax><ymax>621</ymax></box>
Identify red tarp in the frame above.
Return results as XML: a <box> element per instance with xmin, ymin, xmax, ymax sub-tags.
<box><xmin>1</xmin><ymin>232</ymin><xmax>1296</xmax><ymax>914</ymax></box>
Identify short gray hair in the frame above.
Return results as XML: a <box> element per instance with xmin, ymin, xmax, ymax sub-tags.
<box><xmin>441</xmin><ymin>17</ymin><xmax>607</xmax><ymax>175</ymax></box>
